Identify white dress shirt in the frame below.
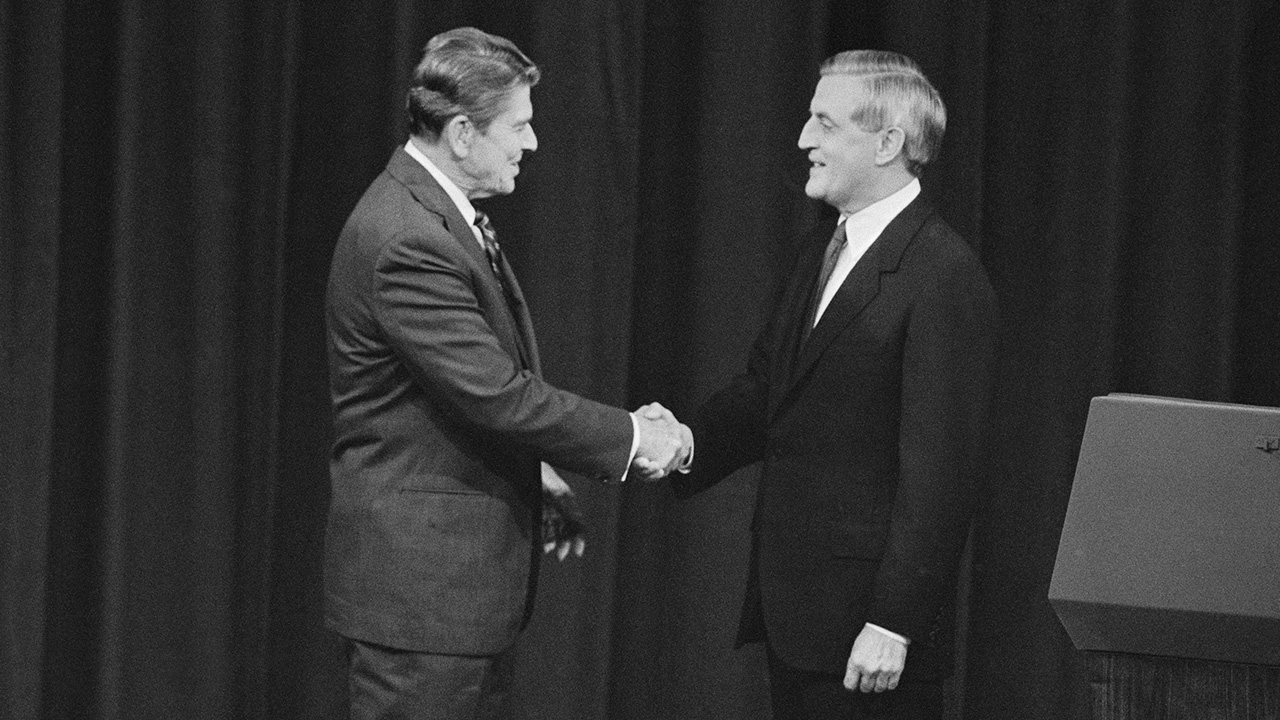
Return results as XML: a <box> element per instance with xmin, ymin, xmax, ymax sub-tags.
<box><xmin>813</xmin><ymin>179</ymin><xmax>921</xmax><ymax>327</ymax></box>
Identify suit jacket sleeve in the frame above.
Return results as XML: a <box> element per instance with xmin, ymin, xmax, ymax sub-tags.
<box><xmin>864</xmin><ymin>253</ymin><xmax>997</xmax><ymax>641</ymax></box>
<box><xmin>373</xmin><ymin>228</ymin><xmax>633</xmax><ymax>481</ymax></box>
<box><xmin>673</xmin><ymin>298</ymin><xmax>791</xmax><ymax>498</ymax></box>
<box><xmin>673</xmin><ymin>233</ymin><xmax>824</xmax><ymax>499</ymax></box>
<box><xmin>676</xmin><ymin>365</ymin><xmax>767</xmax><ymax>498</ymax></box>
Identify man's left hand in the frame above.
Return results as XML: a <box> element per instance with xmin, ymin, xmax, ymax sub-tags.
<box><xmin>843</xmin><ymin>626</ymin><xmax>907</xmax><ymax>693</ymax></box>
<box><xmin>541</xmin><ymin>464</ymin><xmax>586</xmax><ymax>560</ymax></box>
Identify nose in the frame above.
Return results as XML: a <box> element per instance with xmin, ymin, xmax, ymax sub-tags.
<box><xmin>798</xmin><ymin>115</ymin><xmax>817</xmax><ymax>150</ymax></box>
<box><xmin>523</xmin><ymin>124</ymin><xmax>538</xmax><ymax>152</ymax></box>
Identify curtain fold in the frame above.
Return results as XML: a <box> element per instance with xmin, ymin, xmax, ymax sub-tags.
<box><xmin>3</xmin><ymin>2</ymin><xmax>1276</xmax><ymax>719</ymax></box>
<box><xmin>2</xmin><ymin>3</ymin><xmax>66</xmax><ymax>718</ymax></box>
<box><xmin>4</xmin><ymin>1</ymin><xmax>298</xmax><ymax>717</ymax></box>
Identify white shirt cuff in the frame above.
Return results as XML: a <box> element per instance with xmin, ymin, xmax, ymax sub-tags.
<box><xmin>865</xmin><ymin>623</ymin><xmax>909</xmax><ymax>645</ymax></box>
<box><xmin>677</xmin><ymin>440</ymin><xmax>693</xmax><ymax>473</ymax></box>
<box><xmin>619</xmin><ymin>412</ymin><xmax>641</xmax><ymax>483</ymax></box>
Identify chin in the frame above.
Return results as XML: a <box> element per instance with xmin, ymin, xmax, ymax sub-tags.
<box><xmin>803</xmin><ymin>181</ymin><xmax>825</xmax><ymax>202</ymax></box>
<box><xmin>482</xmin><ymin>180</ymin><xmax>516</xmax><ymax>197</ymax></box>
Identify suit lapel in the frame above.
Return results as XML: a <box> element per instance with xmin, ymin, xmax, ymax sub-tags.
<box><xmin>386</xmin><ymin>148</ymin><xmax>537</xmax><ymax>372</ymax></box>
<box><xmin>776</xmin><ymin>197</ymin><xmax>935</xmax><ymax>412</ymax></box>
<box><xmin>766</xmin><ymin>230</ymin><xmax>829</xmax><ymax>418</ymax></box>
<box><xmin>388</xmin><ymin>148</ymin><xmax>485</xmax><ymax>272</ymax></box>
<box><xmin>495</xmin><ymin>253</ymin><xmax>541</xmax><ymax>374</ymax></box>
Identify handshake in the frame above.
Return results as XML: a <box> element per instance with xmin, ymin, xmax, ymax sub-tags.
<box><xmin>542</xmin><ymin>402</ymin><xmax>693</xmax><ymax>560</ymax></box>
<box><xmin>630</xmin><ymin>402</ymin><xmax>694</xmax><ymax>480</ymax></box>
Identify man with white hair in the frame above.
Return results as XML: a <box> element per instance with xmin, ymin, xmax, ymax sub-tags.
<box><xmin>673</xmin><ymin>50</ymin><xmax>997</xmax><ymax>719</ymax></box>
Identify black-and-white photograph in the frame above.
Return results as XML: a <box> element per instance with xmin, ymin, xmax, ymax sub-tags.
<box><xmin>3</xmin><ymin>2</ymin><xmax>1278</xmax><ymax>718</ymax></box>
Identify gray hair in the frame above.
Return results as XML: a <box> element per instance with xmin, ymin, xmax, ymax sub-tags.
<box><xmin>406</xmin><ymin>27</ymin><xmax>540</xmax><ymax>139</ymax></box>
<box><xmin>820</xmin><ymin>50</ymin><xmax>946</xmax><ymax>176</ymax></box>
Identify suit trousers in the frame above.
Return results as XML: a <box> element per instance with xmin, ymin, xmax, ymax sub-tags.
<box><xmin>346</xmin><ymin>638</ymin><xmax>516</xmax><ymax>720</ymax></box>
<box><xmin>766</xmin><ymin>644</ymin><xmax>943</xmax><ymax>720</ymax></box>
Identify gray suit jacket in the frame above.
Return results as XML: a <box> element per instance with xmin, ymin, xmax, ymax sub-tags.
<box><xmin>324</xmin><ymin>147</ymin><xmax>633</xmax><ymax>654</ymax></box>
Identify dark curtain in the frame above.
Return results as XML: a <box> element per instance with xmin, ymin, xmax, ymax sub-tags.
<box><xmin>3</xmin><ymin>1</ymin><xmax>1277</xmax><ymax>719</ymax></box>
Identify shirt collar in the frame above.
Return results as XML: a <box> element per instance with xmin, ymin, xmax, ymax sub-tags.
<box><xmin>839</xmin><ymin>178</ymin><xmax>921</xmax><ymax>238</ymax></box>
<box><xmin>404</xmin><ymin>139</ymin><xmax>477</xmax><ymax>228</ymax></box>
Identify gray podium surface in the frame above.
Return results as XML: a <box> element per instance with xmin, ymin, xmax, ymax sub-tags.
<box><xmin>1050</xmin><ymin>393</ymin><xmax>1280</xmax><ymax>666</ymax></box>
<box><xmin>1050</xmin><ymin>394</ymin><xmax>1280</xmax><ymax>719</ymax></box>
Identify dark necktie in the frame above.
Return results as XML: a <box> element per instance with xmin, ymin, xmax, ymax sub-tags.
<box><xmin>473</xmin><ymin>210</ymin><xmax>529</xmax><ymax>363</ymax></box>
<box><xmin>474</xmin><ymin>210</ymin><xmax>505</xmax><ymax>282</ymax></box>
<box><xmin>476</xmin><ymin>208</ymin><xmax>525</xmax><ymax>309</ymax></box>
<box><xmin>803</xmin><ymin>221</ymin><xmax>848</xmax><ymax>341</ymax></box>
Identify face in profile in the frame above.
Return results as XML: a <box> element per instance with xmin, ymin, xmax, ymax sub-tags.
<box><xmin>798</xmin><ymin>74</ymin><xmax>885</xmax><ymax>214</ymax></box>
<box><xmin>459</xmin><ymin>84</ymin><xmax>538</xmax><ymax>198</ymax></box>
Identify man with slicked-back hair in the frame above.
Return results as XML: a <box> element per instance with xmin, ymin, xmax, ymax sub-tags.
<box><xmin>324</xmin><ymin>27</ymin><xmax>689</xmax><ymax>719</ymax></box>
<box><xmin>670</xmin><ymin>50</ymin><xmax>996</xmax><ymax>719</ymax></box>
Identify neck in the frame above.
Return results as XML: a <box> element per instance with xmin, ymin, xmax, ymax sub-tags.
<box><xmin>839</xmin><ymin>168</ymin><xmax>915</xmax><ymax>216</ymax></box>
<box><xmin>409</xmin><ymin>135</ymin><xmax>475</xmax><ymax>197</ymax></box>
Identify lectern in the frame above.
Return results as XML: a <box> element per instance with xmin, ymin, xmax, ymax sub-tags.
<box><xmin>1049</xmin><ymin>394</ymin><xmax>1280</xmax><ymax>719</ymax></box>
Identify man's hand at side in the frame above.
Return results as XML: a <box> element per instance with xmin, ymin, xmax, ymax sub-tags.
<box><xmin>843</xmin><ymin>625</ymin><xmax>907</xmax><ymax>693</ymax></box>
<box><xmin>541</xmin><ymin>463</ymin><xmax>586</xmax><ymax>560</ymax></box>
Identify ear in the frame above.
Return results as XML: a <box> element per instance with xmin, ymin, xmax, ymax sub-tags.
<box><xmin>443</xmin><ymin>115</ymin><xmax>474</xmax><ymax>158</ymax></box>
<box><xmin>874</xmin><ymin>127</ymin><xmax>906</xmax><ymax>167</ymax></box>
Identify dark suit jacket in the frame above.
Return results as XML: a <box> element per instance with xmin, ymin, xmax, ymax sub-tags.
<box><xmin>324</xmin><ymin>147</ymin><xmax>634</xmax><ymax>655</ymax></box>
<box><xmin>675</xmin><ymin>195</ymin><xmax>997</xmax><ymax>682</ymax></box>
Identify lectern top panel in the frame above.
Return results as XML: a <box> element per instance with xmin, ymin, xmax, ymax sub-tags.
<box><xmin>1049</xmin><ymin>394</ymin><xmax>1280</xmax><ymax>665</ymax></box>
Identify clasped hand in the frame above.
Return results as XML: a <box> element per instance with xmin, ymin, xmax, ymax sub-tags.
<box><xmin>630</xmin><ymin>402</ymin><xmax>693</xmax><ymax>480</ymax></box>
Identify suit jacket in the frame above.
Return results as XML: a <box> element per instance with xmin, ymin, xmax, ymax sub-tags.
<box><xmin>324</xmin><ymin>147</ymin><xmax>634</xmax><ymax>655</ymax></box>
<box><xmin>676</xmin><ymin>195</ymin><xmax>997</xmax><ymax>681</ymax></box>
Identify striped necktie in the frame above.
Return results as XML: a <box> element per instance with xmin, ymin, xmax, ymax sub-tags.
<box><xmin>473</xmin><ymin>209</ymin><xmax>531</xmax><ymax>366</ymax></box>
<box><xmin>473</xmin><ymin>210</ymin><xmax>504</xmax><ymax>280</ymax></box>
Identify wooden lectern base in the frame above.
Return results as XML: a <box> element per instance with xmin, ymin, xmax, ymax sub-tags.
<box><xmin>1089</xmin><ymin>652</ymin><xmax>1280</xmax><ymax>719</ymax></box>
